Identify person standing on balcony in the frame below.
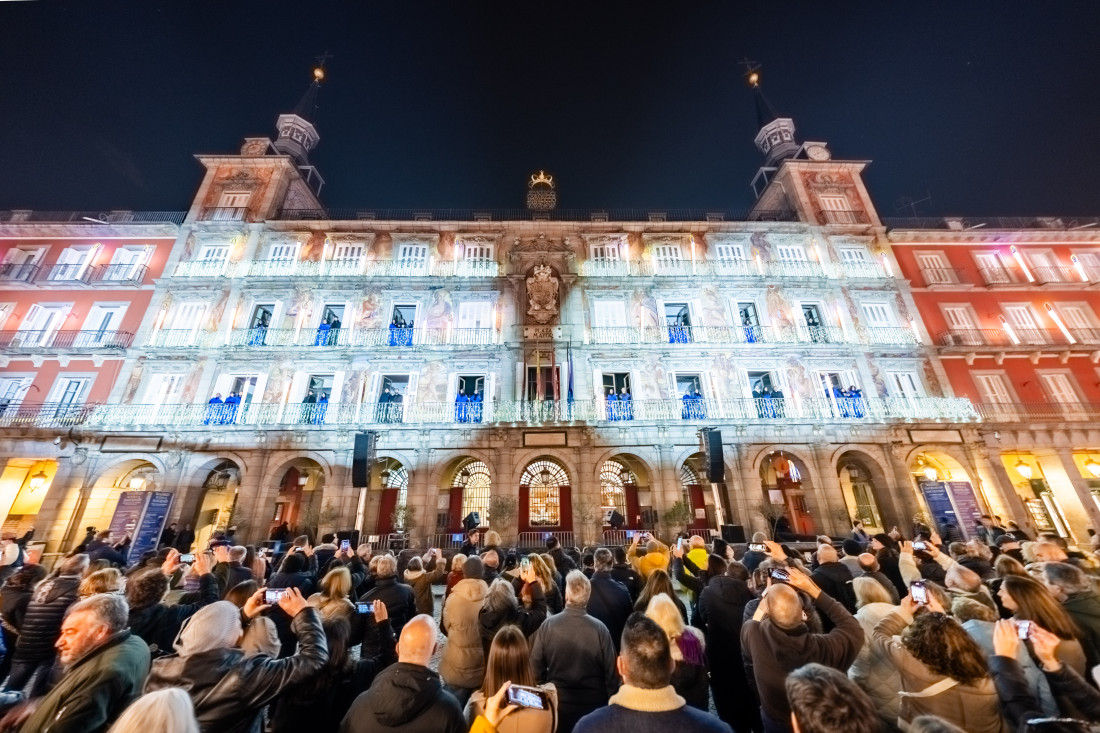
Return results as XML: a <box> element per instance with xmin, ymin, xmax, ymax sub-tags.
<box><xmin>204</xmin><ymin>393</ymin><xmax>223</xmax><ymax>425</ymax></box>
<box><xmin>681</xmin><ymin>389</ymin><xmax>693</xmax><ymax>420</ymax></box>
<box><xmin>619</xmin><ymin>386</ymin><xmax>633</xmax><ymax>420</ymax></box>
<box><xmin>692</xmin><ymin>387</ymin><xmax>706</xmax><ymax>419</ymax></box>
<box><xmin>314</xmin><ymin>393</ymin><xmax>329</xmax><ymax>425</ymax></box>
<box><xmin>315</xmin><ymin>317</ymin><xmax>331</xmax><ymax>347</ymax></box>
<box><xmin>301</xmin><ymin>389</ymin><xmax>317</xmax><ymax>425</ymax></box>
<box><xmin>849</xmin><ymin>385</ymin><xmax>865</xmax><ymax>418</ymax></box>
<box><xmin>249</xmin><ymin>314</ymin><xmax>269</xmax><ymax>346</ymax></box>
<box><xmin>224</xmin><ymin>392</ymin><xmax>241</xmax><ymax>423</ymax></box>
<box><xmin>471</xmin><ymin>388</ymin><xmax>483</xmax><ymax>423</ymax></box>
<box><xmin>390</xmin><ymin>388</ymin><xmax>404</xmax><ymax>423</ymax></box>
<box><xmin>329</xmin><ymin>314</ymin><xmax>341</xmax><ymax>344</ymax></box>
<box><xmin>455</xmin><ymin>389</ymin><xmax>469</xmax><ymax>423</ymax></box>
<box><xmin>771</xmin><ymin>386</ymin><xmax>786</xmax><ymax>418</ymax></box>
<box><xmin>606</xmin><ymin>388</ymin><xmax>619</xmax><ymax>421</ymax></box>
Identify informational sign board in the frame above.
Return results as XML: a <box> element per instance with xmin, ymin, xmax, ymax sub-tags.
<box><xmin>106</xmin><ymin>491</ymin><xmax>174</xmax><ymax>563</ymax></box>
<box><xmin>946</xmin><ymin>481</ymin><xmax>983</xmax><ymax>538</ymax></box>
<box><xmin>918</xmin><ymin>481</ymin><xmax>963</xmax><ymax>539</ymax></box>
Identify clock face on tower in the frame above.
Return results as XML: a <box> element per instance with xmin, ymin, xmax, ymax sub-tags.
<box><xmin>806</xmin><ymin>144</ymin><xmax>831</xmax><ymax>161</ymax></box>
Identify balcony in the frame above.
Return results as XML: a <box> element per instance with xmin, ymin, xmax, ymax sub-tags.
<box><xmin>152</xmin><ymin>326</ymin><xmax>498</xmax><ymax>349</ymax></box>
<box><xmin>978</xmin><ymin>267</ymin><xmax>1018</xmax><ymax>285</ymax></box>
<box><xmin>857</xmin><ymin>326</ymin><xmax>920</xmax><ymax>345</ymax></box>
<box><xmin>1032</xmin><ymin>267</ymin><xmax>1081</xmax><ymax>285</ymax></box>
<box><xmin>766</xmin><ymin>261</ymin><xmax>825</xmax><ymax>278</ymax></box>
<box><xmin>0</xmin><ymin>263</ymin><xmax>38</xmax><ymax>283</ymax></box>
<box><xmin>0</xmin><ymin>330</ymin><xmax>135</xmax><ymax>350</ymax></box>
<box><xmin>275</xmin><ymin>207</ymin><xmax>799</xmax><ymax>223</ymax></box>
<box><xmin>42</xmin><ymin>264</ymin><xmax>94</xmax><ymax>284</ymax></box>
<box><xmin>10</xmin><ymin>394</ymin><xmax>978</xmax><ymax>431</ymax></box>
<box><xmin>920</xmin><ymin>268</ymin><xmax>969</xmax><ymax>287</ymax></box>
<box><xmin>198</xmin><ymin>207</ymin><xmax>249</xmax><ymax>222</ymax></box>
<box><xmin>89</xmin><ymin>264</ymin><xmax>147</xmax><ymax>284</ymax></box>
<box><xmin>936</xmin><ymin>327</ymin><xmax>1092</xmax><ymax>347</ymax></box>
<box><xmin>840</xmin><ymin>262</ymin><xmax>889</xmax><ymax>279</ymax></box>
<box><xmin>0</xmin><ymin>210</ymin><xmax>185</xmax><ymax>225</ymax></box>
<box><xmin>820</xmin><ymin>209</ymin><xmax>870</xmax><ymax>226</ymax></box>
<box><xmin>173</xmin><ymin>260</ymin><xmax>228</xmax><ymax>278</ymax></box>
<box><xmin>713</xmin><ymin>259</ymin><xmax>759</xmax><ymax>277</ymax></box>
<box><xmin>976</xmin><ymin>402</ymin><xmax>1098</xmax><ymax>423</ymax></box>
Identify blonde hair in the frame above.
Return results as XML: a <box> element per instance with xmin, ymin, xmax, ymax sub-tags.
<box><xmin>319</xmin><ymin>566</ymin><xmax>351</xmax><ymax>601</ymax></box>
<box><xmin>852</xmin><ymin>576</ymin><xmax>893</xmax><ymax>608</ymax></box>
<box><xmin>79</xmin><ymin>568</ymin><xmax>123</xmax><ymax>599</ymax></box>
<box><xmin>646</xmin><ymin>592</ymin><xmax>703</xmax><ymax>662</ymax></box>
<box><xmin>107</xmin><ymin>688</ymin><xmax>199</xmax><ymax>733</ymax></box>
<box><xmin>483</xmin><ymin>530</ymin><xmax>502</xmax><ymax>547</ymax></box>
<box><xmin>528</xmin><ymin>553</ymin><xmax>555</xmax><ymax>592</ymax></box>
<box><xmin>451</xmin><ymin>553</ymin><xmax>467</xmax><ymax>572</ymax></box>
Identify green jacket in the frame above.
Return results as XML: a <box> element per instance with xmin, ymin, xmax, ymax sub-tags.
<box><xmin>21</xmin><ymin>630</ymin><xmax>150</xmax><ymax>733</ymax></box>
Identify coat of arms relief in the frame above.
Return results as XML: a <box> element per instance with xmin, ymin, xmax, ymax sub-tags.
<box><xmin>525</xmin><ymin>264</ymin><xmax>560</xmax><ymax>325</ymax></box>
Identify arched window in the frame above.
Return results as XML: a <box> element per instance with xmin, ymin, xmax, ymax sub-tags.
<box><xmin>679</xmin><ymin>464</ymin><xmax>700</xmax><ymax>509</ymax></box>
<box><xmin>600</xmin><ymin>460</ymin><xmax>632</xmax><ymax>517</ymax></box>
<box><xmin>456</xmin><ymin>460</ymin><xmax>492</xmax><ymax>528</ymax></box>
<box><xmin>386</xmin><ymin>465</ymin><xmax>410</xmax><ymax>527</ymax></box>
<box><xmin>521</xmin><ymin>459</ymin><xmax>568</xmax><ymax>527</ymax></box>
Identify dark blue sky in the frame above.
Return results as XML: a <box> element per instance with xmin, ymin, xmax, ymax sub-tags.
<box><xmin>3</xmin><ymin>2</ymin><xmax>1099</xmax><ymax>216</ymax></box>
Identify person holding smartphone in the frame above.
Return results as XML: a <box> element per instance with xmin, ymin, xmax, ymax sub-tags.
<box><xmin>464</xmin><ymin>625</ymin><xmax>558</xmax><ymax>733</ymax></box>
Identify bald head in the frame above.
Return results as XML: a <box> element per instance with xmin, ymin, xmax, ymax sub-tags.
<box><xmin>857</xmin><ymin>553</ymin><xmax>879</xmax><ymax>573</ymax></box>
<box><xmin>945</xmin><ymin>563</ymin><xmax>981</xmax><ymax>593</ymax></box>
<box><xmin>817</xmin><ymin>544</ymin><xmax>837</xmax><ymax>564</ymax></box>
<box><xmin>1033</xmin><ymin>541</ymin><xmax>1068</xmax><ymax>563</ymax></box>
<box><xmin>397</xmin><ymin>614</ymin><xmax>438</xmax><ymax>666</ymax></box>
<box><xmin>767</xmin><ymin>583</ymin><xmax>804</xmax><ymax>629</ymax></box>
<box><xmin>689</xmin><ymin>535</ymin><xmax>706</xmax><ymax>550</ymax></box>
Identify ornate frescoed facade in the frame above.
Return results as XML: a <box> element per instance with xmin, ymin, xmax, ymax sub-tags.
<box><xmin>0</xmin><ymin>74</ymin><xmax>1092</xmax><ymax>558</ymax></box>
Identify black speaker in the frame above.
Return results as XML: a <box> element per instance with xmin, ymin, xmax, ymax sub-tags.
<box><xmin>608</xmin><ymin>510</ymin><xmax>625</xmax><ymax>529</ymax></box>
<box><xmin>352</xmin><ymin>432</ymin><xmax>374</xmax><ymax>488</ymax></box>
<box><xmin>335</xmin><ymin>529</ymin><xmax>361</xmax><ymax>548</ymax></box>
<box><xmin>462</xmin><ymin>512</ymin><xmax>481</xmax><ymax>532</ymax></box>
<box><xmin>703</xmin><ymin>429</ymin><xmax>724</xmax><ymax>482</ymax></box>
<box><xmin>721</xmin><ymin>524</ymin><xmax>746</xmax><ymax>544</ymax></box>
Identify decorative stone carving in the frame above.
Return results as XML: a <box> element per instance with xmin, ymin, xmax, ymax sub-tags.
<box><xmin>71</xmin><ymin>448</ymin><xmax>88</xmax><ymax>466</ymax></box>
<box><xmin>525</xmin><ymin>264</ymin><xmax>560</xmax><ymax>325</ymax></box>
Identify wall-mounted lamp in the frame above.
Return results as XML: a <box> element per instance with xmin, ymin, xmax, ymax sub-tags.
<box><xmin>1085</xmin><ymin>458</ymin><xmax>1100</xmax><ymax>478</ymax></box>
<box><xmin>129</xmin><ymin>476</ymin><xmax>145</xmax><ymax>490</ymax></box>
<box><xmin>1014</xmin><ymin>459</ymin><xmax>1033</xmax><ymax>480</ymax></box>
<box><xmin>28</xmin><ymin>470</ymin><xmax>48</xmax><ymax>491</ymax></box>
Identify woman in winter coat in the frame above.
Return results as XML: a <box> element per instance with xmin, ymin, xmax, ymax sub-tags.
<box><xmin>0</xmin><ymin>564</ymin><xmax>46</xmax><ymax>681</ymax></box>
<box><xmin>872</xmin><ymin>594</ymin><xmax>1008</xmax><ymax>733</ymax></box>
<box><xmin>307</xmin><ymin>566</ymin><xmax>355</xmax><ymax>624</ymax></box>
<box><xmin>445</xmin><ymin>553</ymin><xmax>467</xmax><ymax>603</ymax></box>
<box><xmin>440</xmin><ymin>555</ymin><xmax>490</xmax><ymax>704</ymax></box>
<box><xmin>645</xmin><ymin>592</ymin><xmax>708</xmax><ymax>710</ymax></box>
<box><xmin>403</xmin><ymin>549</ymin><xmax>446</xmax><ymax>616</ymax></box>
<box><xmin>465</xmin><ymin>625</ymin><xmax>558</xmax><ymax>733</ymax></box>
<box><xmin>127</xmin><ymin>552</ymin><xmax>220</xmax><ymax>659</ymax></box>
<box><xmin>479</xmin><ymin>576</ymin><xmax>547</xmax><ymax>656</ymax></box>
<box><xmin>998</xmin><ymin>574</ymin><xmax>1088</xmax><ymax>674</ymax></box>
<box><xmin>848</xmin><ymin>576</ymin><xmax>904</xmax><ymax>730</ymax></box>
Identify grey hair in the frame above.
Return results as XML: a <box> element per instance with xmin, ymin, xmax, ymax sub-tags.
<box><xmin>68</xmin><ymin>593</ymin><xmax>128</xmax><ymax>633</ymax></box>
<box><xmin>1040</xmin><ymin>561</ymin><xmax>1091</xmax><ymax>595</ymax></box>
<box><xmin>375</xmin><ymin>554</ymin><xmax>397</xmax><ymax>578</ymax></box>
<box><xmin>60</xmin><ymin>553</ymin><xmax>90</xmax><ymax>576</ymax></box>
<box><xmin>229</xmin><ymin>545</ymin><xmax>247</xmax><ymax>562</ymax></box>
<box><xmin>564</xmin><ymin>570</ymin><xmax>591</xmax><ymax>608</ymax></box>
<box><xmin>483</xmin><ymin>579</ymin><xmax>518</xmax><ymax>614</ymax></box>
<box><xmin>594</xmin><ymin>548</ymin><xmax>613</xmax><ymax>572</ymax></box>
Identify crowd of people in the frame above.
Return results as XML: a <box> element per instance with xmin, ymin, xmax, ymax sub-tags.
<box><xmin>0</xmin><ymin>519</ymin><xmax>1098</xmax><ymax>732</ymax></box>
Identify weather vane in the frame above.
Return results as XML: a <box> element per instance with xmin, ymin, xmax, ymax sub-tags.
<box><xmin>739</xmin><ymin>58</ymin><xmax>761</xmax><ymax>87</ymax></box>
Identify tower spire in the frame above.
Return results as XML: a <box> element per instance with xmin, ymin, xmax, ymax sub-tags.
<box><xmin>273</xmin><ymin>59</ymin><xmax>329</xmax><ymax>165</ymax></box>
<box><xmin>743</xmin><ymin>64</ymin><xmax>798</xmax><ymax>166</ymax></box>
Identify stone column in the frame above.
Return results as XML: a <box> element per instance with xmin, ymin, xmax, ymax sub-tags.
<box><xmin>966</xmin><ymin>444</ymin><xmax>1032</xmax><ymax>534</ymax></box>
<box><xmin>239</xmin><ymin>449</ymin><xmax>273</xmax><ymax>546</ymax></box>
<box><xmin>886</xmin><ymin>442</ymin><xmax>923</xmax><ymax>531</ymax></box>
<box><xmin>37</xmin><ymin>450</ymin><xmax>93</xmax><ymax>553</ymax></box>
<box><xmin>810</xmin><ymin>442</ymin><xmax>847</xmax><ymax>536</ymax></box>
<box><xmin>411</xmin><ymin>447</ymin><xmax>434</xmax><ymax>547</ymax></box>
<box><xmin>1052</xmin><ymin>448</ymin><xmax>1100</xmax><ymax>532</ymax></box>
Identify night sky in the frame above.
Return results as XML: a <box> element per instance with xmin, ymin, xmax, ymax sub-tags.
<box><xmin>3</xmin><ymin>2</ymin><xmax>1099</xmax><ymax>217</ymax></box>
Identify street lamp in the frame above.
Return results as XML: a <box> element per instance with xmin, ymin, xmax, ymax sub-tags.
<box><xmin>28</xmin><ymin>471</ymin><xmax>48</xmax><ymax>491</ymax></box>
<box><xmin>1015</xmin><ymin>459</ymin><xmax>1033</xmax><ymax>480</ymax></box>
<box><xmin>1085</xmin><ymin>458</ymin><xmax>1100</xmax><ymax>479</ymax></box>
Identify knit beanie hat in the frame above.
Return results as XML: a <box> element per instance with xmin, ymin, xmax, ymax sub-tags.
<box><xmin>463</xmin><ymin>555</ymin><xmax>484</xmax><ymax>580</ymax></box>
<box><xmin>175</xmin><ymin>601</ymin><xmax>242</xmax><ymax>656</ymax></box>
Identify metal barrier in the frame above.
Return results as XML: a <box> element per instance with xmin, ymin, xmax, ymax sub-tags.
<box><xmin>517</xmin><ymin>531</ymin><xmax>575</xmax><ymax>549</ymax></box>
<box><xmin>429</xmin><ymin>533</ymin><xmax>468</xmax><ymax>551</ymax></box>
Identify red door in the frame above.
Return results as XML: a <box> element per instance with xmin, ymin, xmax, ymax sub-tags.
<box><xmin>376</xmin><ymin>488</ymin><xmax>398</xmax><ymax>535</ymax></box>
<box><xmin>686</xmin><ymin>484</ymin><xmax>708</xmax><ymax>531</ymax></box>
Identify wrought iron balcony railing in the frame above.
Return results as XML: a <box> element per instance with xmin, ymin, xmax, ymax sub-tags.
<box><xmin>173</xmin><ymin>260</ymin><xmax>230</xmax><ymax>278</ymax></box>
<box><xmin>840</xmin><ymin>262</ymin><xmax>889</xmax><ymax>279</ymax></box>
<box><xmin>820</xmin><ymin>209</ymin><xmax>870</xmax><ymax>226</ymax></box>
<box><xmin>42</xmin><ymin>264</ymin><xmax>94</xmax><ymax>284</ymax></box>
<box><xmin>0</xmin><ymin>330</ymin><xmax>134</xmax><ymax>349</ymax></box>
<box><xmin>920</xmin><ymin>268</ymin><xmax>969</xmax><ymax>286</ymax></box>
<box><xmin>0</xmin><ymin>210</ymin><xmax>185</xmax><ymax>224</ymax></box>
<box><xmin>765</xmin><ymin>261</ymin><xmax>826</xmax><ymax>278</ymax></box>
<box><xmin>275</xmin><ymin>207</ymin><xmax>799</xmax><ymax>223</ymax></box>
<box><xmin>712</xmin><ymin>259</ymin><xmax>760</xmax><ymax>277</ymax></box>
<box><xmin>1032</xmin><ymin>266</ymin><xmax>1080</xmax><ymax>285</ymax></box>
<box><xmin>937</xmin><ymin>328</ymin><xmax>1089</xmax><ymax>347</ymax></box>
<box><xmin>90</xmin><ymin>264</ymin><xmax>148</xmax><ymax>284</ymax></box>
<box><xmin>0</xmin><ymin>263</ymin><xmax>38</xmax><ymax>283</ymax></box>
<box><xmin>198</xmin><ymin>207</ymin><xmax>249</xmax><ymax>222</ymax></box>
<box><xmin>171</xmin><ymin>256</ymin><xmax>501</xmax><ymax>279</ymax></box>
<box><xmin>150</xmin><ymin>326</ymin><xmax>497</xmax><ymax>349</ymax></box>
<box><xmin>1</xmin><ymin>395</ymin><xmax>979</xmax><ymax>430</ymax></box>
<box><xmin>975</xmin><ymin>402</ymin><xmax>1100</xmax><ymax>422</ymax></box>
<box><xmin>857</xmin><ymin>326</ymin><xmax>920</xmax><ymax>345</ymax></box>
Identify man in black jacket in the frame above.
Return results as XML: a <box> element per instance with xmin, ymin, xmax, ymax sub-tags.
<box><xmin>3</xmin><ymin>553</ymin><xmax>87</xmax><ymax>696</ymax></box>
<box><xmin>213</xmin><ymin>545</ymin><xmax>253</xmax><ymax>598</ymax></box>
<box><xmin>586</xmin><ymin>549</ymin><xmax>632</xmax><ymax>652</ymax></box>
<box><xmin>546</xmin><ymin>537</ymin><xmax>576</xmax><ymax>586</ymax></box>
<box><xmin>340</xmin><ymin>614</ymin><xmax>465</xmax><ymax>733</ymax></box>
<box><xmin>697</xmin><ymin>561</ymin><xmax>759</xmax><ymax>733</ymax></box>
<box><xmin>127</xmin><ymin>549</ymin><xmax>219</xmax><ymax>658</ymax></box>
<box><xmin>359</xmin><ymin>554</ymin><xmax>417</xmax><ymax>658</ymax></box>
<box><xmin>809</xmin><ymin>544</ymin><xmax>856</xmax><ymax>614</ymax></box>
<box><xmin>145</xmin><ymin>588</ymin><xmax>328</xmax><ymax>733</ymax></box>
<box><xmin>609</xmin><ymin>547</ymin><xmax>643</xmax><ymax>603</ymax></box>
<box><xmin>741</xmin><ymin>545</ymin><xmax>863</xmax><ymax>733</ymax></box>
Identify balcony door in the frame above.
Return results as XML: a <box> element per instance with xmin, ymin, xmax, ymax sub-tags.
<box><xmin>457</xmin><ymin>301</ymin><xmax>492</xmax><ymax>344</ymax></box>
<box><xmin>1039</xmin><ymin>373</ymin><xmax>1084</xmax><ymax>418</ymax></box>
<box><xmin>107</xmin><ymin>246</ymin><xmax>149</xmax><ymax>281</ymax></box>
<box><xmin>974</xmin><ymin>252</ymin><xmax>1010</xmax><ymax>283</ymax></box>
<box><xmin>916</xmin><ymin>253</ymin><xmax>952</xmax><ymax>284</ymax></box>
<box><xmin>79</xmin><ymin>304</ymin><xmax>127</xmax><ymax>347</ymax></box>
<box><xmin>942</xmin><ymin>305</ymin><xmax>981</xmax><ymax>344</ymax></box>
<box><xmin>0</xmin><ymin>377</ymin><xmax>31</xmax><ymax>414</ymax></box>
<box><xmin>169</xmin><ymin>302</ymin><xmax>208</xmax><ymax>346</ymax></box>
<box><xmin>396</xmin><ymin>243</ymin><xmax>428</xmax><ymax>273</ymax></box>
<box><xmin>1003</xmin><ymin>304</ymin><xmax>1045</xmax><ymax>344</ymax></box>
<box><xmin>18</xmin><ymin>304</ymin><xmax>67</xmax><ymax>347</ymax></box>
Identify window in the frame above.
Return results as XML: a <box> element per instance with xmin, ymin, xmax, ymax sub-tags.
<box><xmin>591</xmin><ymin>242</ymin><xmax>621</xmax><ymax>261</ymax></box>
<box><xmin>0</xmin><ymin>377</ymin><xmax>31</xmax><ymax>413</ymax></box>
<box><xmin>861</xmin><ymin>303</ymin><xmax>894</xmax><ymax>327</ymax></box>
<box><xmin>715</xmin><ymin>242</ymin><xmax>746</xmax><ymax>261</ymax></box>
<box><xmin>592</xmin><ymin>300</ymin><xmax>629</xmax><ymax>338</ymax></box>
<box><xmin>522</xmin><ymin>459</ymin><xmax>568</xmax><ymax>527</ymax></box>
<box><xmin>456</xmin><ymin>461</ymin><xmax>492</xmax><ymax>528</ymax></box>
<box><xmin>665</xmin><ymin>302</ymin><xmax>693</xmax><ymax>343</ymax></box>
<box><xmin>1027</xmin><ymin>251</ymin><xmax>1060</xmax><ymax>281</ymax></box>
<box><xmin>168</xmin><ymin>302</ymin><xmax>208</xmax><ymax>346</ymax></box>
<box><xmin>839</xmin><ymin>247</ymin><xmax>870</xmax><ymax>264</ymax></box>
<box><xmin>973</xmin><ymin>373</ymin><xmax>1013</xmax><ymax>404</ymax></box>
<box><xmin>974</xmin><ymin>252</ymin><xmax>1010</xmax><ymax>284</ymax></box>
<box><xmin>457</xmin><ymin>301</ymin><xmax>493</xmax><ymax>330</ymax></box>
<box><xmin>387</xmin><ymin>467</ymin><xmax>410</xmax><ymax>526</ymax></box>
<box><xmin>941</xmin><ymin>305</ymin><xmax>981</xmax><ymax>345</ymax></box>
<box><xmin>396</xmin><ymin>243</ymin><xmax>428</xmax><ymax>266</ymax></box>
<box><xmin>1039</xmin><ymin>373</ymin><xmax>1081</xmax><ymax>404</ymax></box>
<box><xmin>218</xmin><ymin>191</ymin><xmax>251</xmax><ymax>208</ymax></box>
<box><xmin>52</xmin><ymin>246</ymin><xmax>95</xmax><ymax>280</ymax></box>
<box><xmin>106</xmin><ymin>246</ymin><xmax>150</xmax><ymax>281</ymax></box>
<box><xmin>268</xmin><ymin>242</ymin><xmax>299</xmax><ymax>263</ymax></box>
<box><xmin>819</xmin><ymin>195</ymin><xmax>859</xmax><ymax>224</ymax></box>
<box><xmin>652</xmin><ymin>244</ymin><xmax>682</xmax><ymax>263</ymax></box>
<box><xmin>144</xmin><ymin>374</ymin><xmax>183</xmax><ymax>407</ymax></box>
<box><xmin>198</xmin><ymin>244</ymin><xmax>229</xmax><ymax>263</ymax></box>
<box><xmin>776</xmin><ymin>244</ymin><xmax>808</xmax><ymax>262</ymax></box>
<box><xmin>79</xmin><ymin>304</ymin><xmax>127</xmax><ymax>346</ymax></box>
<box><xmin>600</xmin><ymin>460</ymin><xmax>632</xmax><ymax>518</ymax></box>
<box><xmin>1002</xmin><ymin>304</ymin><xmax>1045</xmax><ymax>343</ymax></box>
<box><xmin>679</xmin><ymin>464</ymin><xmax>700</xmax><ymax>513</ymax></box>
<box><xmin>887</xmin><ymin>372</ymin><xmax>924</xmax><ymax>399</ymax></box>
<box><xmin>1058</xmin><ymin>305</ymin><xmax>1096</xmax><ymax>339</ymax></box>
<box><xmin>916</xmin><ymin>252</ymin><xmax>954</xmax><ymax>284</ymax></box>
<box><xmin>47</xmin><ymin>377</ymin><xmax>90</xmax><ymax>409</ymax></box>
<box><xmin>332</xmin><ymin>242</ymin><xmax>363</xmax><ymax>262</ymax></box>
<box><xmin>463</xmin><ymin>242</ymin><xmax>493</xmax><ymax>261</ymax></box>
<box><xmin>17</xmin><ymin>305</ymin><xmax>68</xmax><ymax>347</ymax></box>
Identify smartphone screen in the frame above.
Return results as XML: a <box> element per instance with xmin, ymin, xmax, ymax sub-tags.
<box><xmin>748</xmin><ymin>543</ymin><xmax>767</xmax><ymax>552</ymax></box>
<box><xmin>520</xmin><ymin>557</ymin><xmax>531</xmax><ymax>571</ymax></box>
<box><xmin>625</xmin><ymin>530</ymin><xmax>635</xmax><ymax>539</ymax></box>
<box><xmin>910</xmin><ymin>582</ymin><xmax>928</xmax><ymax>604</ymax></box>
<box><xmin>912</xmin><ymin>541</ymin><xmax>927</xmax><ymax>551</ymax></box>
<box><xmin>178</xmin><ymin>553</ymin><xmax>195</xmax><ymax>564</ymax></box>
<box><xmin>264</xmin><ymin>589</ymin><xmax>284</xmax><ymax>604</ymax></box>
<box><xmin>357</xmin><ymin>602</ymin><xmax>374</xmax><ymax>614</ymax></box>
<box><xmin>769</xmin><ymin>568</ymin><xmax>790</xmax><ymax>582</ymax></box>
<box><xmin>1017</xmin><ymin>620</ymin><xmax>1031</xmax><ymax>639</ymax></box>
<box><xmin>340</xmin><ymin>540</ymin><xmax>351</xmax><ymax>552</ymax></box>
<box><xmin>507</xmin><ymin>685</ymin><xmax>547</xmax><ymax>710</ymax></box>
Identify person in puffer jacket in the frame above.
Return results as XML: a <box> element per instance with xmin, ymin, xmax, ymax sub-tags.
<box><xmin>402</xmin><ymin>549</ymin><xmax>445</xmax><ymax>617</ymax></box>
<box><xmin>3</xmin><ymin>553</ymin><xmax>87</xmax><ymax>696</ymax></box>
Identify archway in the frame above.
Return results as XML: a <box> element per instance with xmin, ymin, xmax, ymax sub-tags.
<box><xmin>908</xmin><ymin>450</ymin><xmax>983</xmax><ymax>541</ymax></box>
<box><xmin>77</xmin><ymin>458</ymin><xmax>163</xmax><ymax>539</ymax></box>
<box><xmin>836</xmin><ymin>452</ymin><xmax>888</xmax><ymax>533</ymax></box>
<box><xmin>519</xmin><ymin>458</ymin><xmax>572</xmax><ymax>533</ymax></box>
<box><xmin>449</xmin><ymin>459</ymin><xmax>492</xmax><ymax>532</ymax></box>
<box><xmin>192</xmin><ymin>460</ymin><xmax>241</xmax><ymax>550</ymax></box>
<box><xmin>759</xmin><ymin>451</ymin><xmax>815</xmax><ymax>537</ymax></box>
<box><xmin>678</xmin><ymin>460</ymin><xmax>711</xmax><ymax>531</ymax></box>
<box><xmin>270</xmin><ymin>458</ymin><xmax>325</xmax><ymax>539</ymax></box>
<box><xmin>374</xmin><ymin>458</ymin><xmax>409</xmax><ymax>535</ymax></box>
<box><xmin>599</xmin><ymin>458</ymin><xmax>640</xmax><ymax>527</ymax></box>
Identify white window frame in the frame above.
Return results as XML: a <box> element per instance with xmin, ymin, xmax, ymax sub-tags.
<box><xmin>972</xmin><ymin>372</ymin><xmax>1015</xmax><ymax>405</ymax></box>
<box><xmin>714</xmin><ymin>242</ymin><xmax>747</xmax><ymax>261</ymax></box>
<box><xmin>457</xmin><ymin>301</ymin><xmax>493</xmax><ymax>331</ymax></box>
<box><xmin>861</xmin><ymin>302</ymin><xmax>895</xmax><ymax>327</ymax></box>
